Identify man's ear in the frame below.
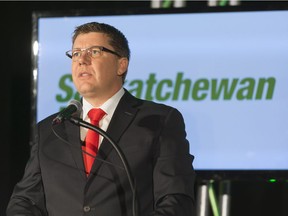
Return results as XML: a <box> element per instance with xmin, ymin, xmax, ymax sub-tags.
<box><xmin>117</xmin><ymin>57</ymin><xmax>129</xmax><ymax>76</ymax></box>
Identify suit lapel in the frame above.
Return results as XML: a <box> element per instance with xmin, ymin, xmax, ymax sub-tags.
<box><xmin>53</xmin><ymin>119</ymin><xmax>87</xmax><ymax>180</ymax></box>
<box><xmin>89</xmin><ymin>91</ymin><xmax>140</xmax><ymax>177</ymax></box>
<box><xmin>65</xmin><ymin>120</ymin><xmax>87</xmax><ymax>180</ymax></box>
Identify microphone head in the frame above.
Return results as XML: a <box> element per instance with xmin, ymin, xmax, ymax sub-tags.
<box><xmin>69</xmin><ymin>99</ymin><xmax>82</xmax><ymax>117</ymax></box>
<box><xmin>52</xmin><ymin>99</ymin><xmax>82</xmax><ymax>125</ymax></box>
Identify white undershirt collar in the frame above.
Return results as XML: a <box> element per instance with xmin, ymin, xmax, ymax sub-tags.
<box><xmin>80</xmin><ymin>88</ymin><xmax>125</xmax><ymax>141</ymax></box>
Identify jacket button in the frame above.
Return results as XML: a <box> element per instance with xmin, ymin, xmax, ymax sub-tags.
<box><xmin>83</xmin><ymin>206</ymin><xmax>91</xmax><ymax>212</ymax></box>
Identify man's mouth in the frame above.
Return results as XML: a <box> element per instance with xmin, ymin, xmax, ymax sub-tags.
<box><xmin>79</xmin><ymin>72</ymin><xmax>91</xmax><ymax>77</ymax></box>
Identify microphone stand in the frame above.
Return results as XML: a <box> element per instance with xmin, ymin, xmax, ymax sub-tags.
<box><xmin>68</xmin><ymin>116</ymin><xmax>138</xmax><ymax>216</ymax></box>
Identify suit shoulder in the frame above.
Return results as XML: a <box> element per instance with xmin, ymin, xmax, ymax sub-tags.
<box><xmin>131</xmin><ymin>96</ymin><xmax>182</xmax><ymax>118</ymax></box>
<box><xmin>142</xmin><ymin>99</ymin><xmax>173</xmax><ymax>111</ymax></box>
<box><xmin>37</xmin><ymin>113</ymin><xmax>58</xmax><ymax>128</ymax></box>
<box><xmin>124</xmin><ymin>90</ymin><xmax>180</xmax><ymax>113</ymax></box>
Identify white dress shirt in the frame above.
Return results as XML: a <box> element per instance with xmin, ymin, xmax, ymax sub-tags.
<box><xmin>80</xmin><ymin>88</ymin><xmax>125</xmax><ymax>146</ymax></box>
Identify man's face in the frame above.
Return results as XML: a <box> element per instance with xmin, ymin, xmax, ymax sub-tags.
<box><xmin>71</xmin><ymin>32</ymin><xmax>128</xmax><ymax>104</ymax></box>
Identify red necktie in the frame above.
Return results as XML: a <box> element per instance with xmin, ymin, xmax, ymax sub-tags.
<box><xmin>82</xmin><ymin>108</ymin><xmax>106</xmax><ymax>176</ymax></box>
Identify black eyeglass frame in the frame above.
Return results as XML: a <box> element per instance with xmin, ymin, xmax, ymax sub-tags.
<box><xmin>65</xmin><ymin>45</ymin><xmax>121</xmax><ymax>60</ymax></box>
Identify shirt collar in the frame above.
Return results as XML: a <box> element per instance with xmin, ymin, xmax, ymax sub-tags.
<box><xmin>82</xmin><ymin>88</ymin><xmax>125</xmax><ymax>121</ymax></box>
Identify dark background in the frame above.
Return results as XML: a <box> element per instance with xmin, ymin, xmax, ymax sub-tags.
<box><xmin>1</xmin><ymin>1</ymin><xmax>288</xmax><ymax>215</ymax></box>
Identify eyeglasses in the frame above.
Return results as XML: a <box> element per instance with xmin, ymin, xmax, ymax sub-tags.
<box><xmin>65</xmin><ymin>46</ymin><xmax>121</xmax><ymax>61</ymax></box>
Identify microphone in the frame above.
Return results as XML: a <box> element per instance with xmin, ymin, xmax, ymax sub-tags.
<box><xmin>52</xmin><ymin>100</ymin><xmax>82</xmax><ymax>125</ymax></box>
<box><xmin>51</xmin><ymin>106</ymin><xmax>138</xmax><ymax>216</ymax></box>
<box><xmin>68</xmin><ymin>117</ymin><xmax>139</xmax><ymax>216</ymax></box>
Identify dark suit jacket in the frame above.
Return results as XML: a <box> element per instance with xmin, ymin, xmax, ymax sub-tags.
<box><xmin>7</xmin><ymin>90</ymin><xmax>196</xmax><ymax>216</ymax></box>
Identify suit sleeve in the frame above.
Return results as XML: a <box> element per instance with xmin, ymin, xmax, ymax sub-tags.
<box><xmin>151</xmin><ymin>108</ymin><xmax>196</xmax><ymax>216</ymax></box>
<box><xmin>6</xmin><ymin>126</ymin><xmax>48</xmax><ymax>216</ymax></box>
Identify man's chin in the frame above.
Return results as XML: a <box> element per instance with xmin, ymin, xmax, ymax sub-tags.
<box><xmin>77</xmin><ymin>87</ymin><xmax>98</xmax><ymax>98</ymax></box>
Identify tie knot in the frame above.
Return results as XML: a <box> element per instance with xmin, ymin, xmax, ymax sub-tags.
<box><xmin>88</xmin><ymin>108</ymin><xmax>106</xmax><ymax>124</ymax></box>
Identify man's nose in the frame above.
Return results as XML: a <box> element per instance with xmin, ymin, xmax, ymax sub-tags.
<box><xmin>78</xmin><ymin>51</ymin><xmax>91</xmax><ymax>65</ymax></box>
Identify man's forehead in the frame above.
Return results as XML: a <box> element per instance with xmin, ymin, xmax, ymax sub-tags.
<box><xmin>73</xmin><ymin>33</ymin><xmax>110</xmax><ymax>48</ymax></box>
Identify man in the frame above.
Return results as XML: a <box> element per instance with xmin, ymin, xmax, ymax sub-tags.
<box><xmin>7</xmin><ymin>22</ymin><xmax>196</xmax><ymax>216</ymax></box>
